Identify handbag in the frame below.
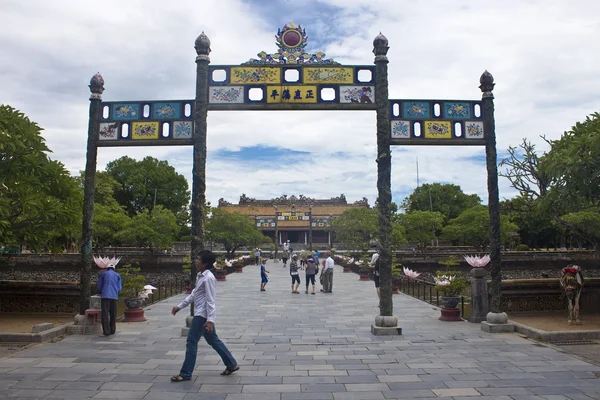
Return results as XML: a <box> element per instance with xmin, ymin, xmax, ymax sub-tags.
<box><xmin>315</xmin><ymin>265</ymin><xmax>319</xmax><ymax>274</ymax></box>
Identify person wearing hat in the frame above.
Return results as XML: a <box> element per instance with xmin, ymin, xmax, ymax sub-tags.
<box><xmin>171</xmin><ymin>250</ymin><xmax>239</xmax><ymax>381</ymax></box>
<box><xmin>289</xmin><ymin>254</ymin><xmax>301</xmax><ymax>293</ymax></box>
<box><xmin>96</xmin><ymin>263</ymin><xmax>122</xmax><ymax>336</ymax></box>
<box><xmin>304</xmin><ymin>255</ymin><xmax>318</xmax><ymax>294</ymax></box>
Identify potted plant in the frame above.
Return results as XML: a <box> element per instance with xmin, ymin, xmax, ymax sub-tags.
<box><xmin>434</xmin><ymin>270</ymin><xmax>468</xmax><ymax>321</ymax></box>
<box><xmin>120</xmin><ymin>264</ymin><xmax>155</xmax><ymax>322</ymax></box>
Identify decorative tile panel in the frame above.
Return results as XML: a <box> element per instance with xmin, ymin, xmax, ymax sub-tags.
<box><xmin>403</xmin><ymin>101</ymin><xmax>430</xmax><ymax>119</ymax></box>
<box><xmin>131</xmin><ymin>121</ymin><xmax>159</xmax><ymax>140</ymax></box>
<box><xmin>173</xmin><ymin>121</ymin><xmax>193</xmax><ymax>139</ymax></box>
<box><xmin>424</xmin><ymin>121</ymin><xmax>452</xmax><ymax>139</ymax></box>
<box><xmin>444</xmin><ymin>102</ymin><xmax>471</xmax><ymax>119</ymax></box>
<box><xmin>465</xmin><ymin>121</ymin><xmax>484</xmax><ymax>139</ymax></box>
<box><xmin>339</xmin><ymin>86</ymin><xmax>374</xmax><ymax>104</ymax></box>
<box><xmin>266</xmin><ymin>85</ymin><xmax>317</xmax><ymax>103</ymax></box>
<box><xmin>113</xmin><ymin>104</ymin><xmax>140</xmax><ymax>120</ymax></box>
<box><xmin>153</xmin><ymin>102</ymin><xmax>181</xmax><ymax>119</ymax></box>
<box><xmin>304</xmin><ymin>67</ymin><xmax>354</xmax><ymax>84</ymax></box>
<box><xmin>391</xmin><ymin>120</ymin><xmax>411</xmax><ymax>139</ymax></box>
<box><xmin>230</xmin><ymin>67</ymin><xmax>281</xmax><ymax>84</ymax></box>
<box><xmin>256</xmin><ymin>218</ymin><xmax>276</xmax><ymax>228</ymax></box>
<box><xmin>209</xmin><ymin>86</ymin><xmax>244</xmax><ymax>103</ymax></box>
<box><xmin>99</xmin><ymin>122</ymin><xmax>119</xmax><ymax>140</ymax></box>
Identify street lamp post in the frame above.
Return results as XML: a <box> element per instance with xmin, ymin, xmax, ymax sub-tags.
<box><xmin>309</xmin><ymin>205</ymin><xmax>313</xmax><ymax>251</ymax></box>
<box><xmin>274</xmin><ymin>206</ymin><xmax>279</xmax><ymax>262</ymax></box>
<box><xmin>329</xmin><ymin>214</ymin><xmax>333</xmax><ymax>249</ymax></box>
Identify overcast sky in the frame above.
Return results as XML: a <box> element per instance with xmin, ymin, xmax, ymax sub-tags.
<box><xmin>2</xmin><ymin>0</ymin><xmax>599</xmax><ymax>208</ymax></box>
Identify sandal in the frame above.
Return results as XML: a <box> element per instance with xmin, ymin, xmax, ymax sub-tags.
<box><xmin>171</xmin><ymin>375</ymin><xmax>191</xmax><ymax>382</ymax></box>
<box><xmin>220</xmin><ymin>365</ymin><xmax>240</xmax><ymax>376</ymax></box>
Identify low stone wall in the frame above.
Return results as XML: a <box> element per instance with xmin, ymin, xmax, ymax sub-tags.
<box><xmin>500</xmin><ymin>279</ymin><xmax>600</xmax><ymax>314</ymax></box>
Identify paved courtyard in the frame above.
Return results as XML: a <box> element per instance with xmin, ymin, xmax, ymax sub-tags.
<box><xmin>1</xmin><ymin>262</ymin><xmax>600</xmax><ymax>399</ymax></box>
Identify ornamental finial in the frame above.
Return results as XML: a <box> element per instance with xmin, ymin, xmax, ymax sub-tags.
<box><xmin>479</xmin><ymin>70</ymin><xmax>495</xmax><ymax>93</ymax></box>
<box><xmin>195</xmin><ymin>31</ymin><xmax>211</xmax><ymax>61</ymax></box>
<box><xmin>372</xmin><ymin>32</ymin><xmax>389</xmax><ymax>60</ymax></box>
<box><xmin>89</xmin><ymin>72</ymin><xmax>104</xmax><ymax>99</ymax></box>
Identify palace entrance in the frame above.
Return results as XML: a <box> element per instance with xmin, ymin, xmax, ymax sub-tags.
<box><xmin>81</xmin><ymin>22</ymin><xmax>503</xmax><ymax>334</ymax></box>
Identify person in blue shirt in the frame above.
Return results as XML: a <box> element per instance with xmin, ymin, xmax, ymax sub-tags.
<box><xmin>260</xmin><ymin>258</ymin><xmax>270</xmax><ymax>291</ymax></box>
<box><xmin>96</xmin><ymin>264</ymin><xmax>122</xmax><ymax>336</ymax></box>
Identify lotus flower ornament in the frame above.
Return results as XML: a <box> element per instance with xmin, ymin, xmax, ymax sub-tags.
<box><xmin>463</xmin><ymin>255</ymin><xmax>490</xmax><ymax>268</ymax></box>
<box><xmin>403</xmin><ymin>267</ymin><xmax>421</xmax><ymax>279</ymax></box>
<box><xmin>93</xmin><ymin>255</ymin><xmax>122</xmax><ymax>269</ymax></box>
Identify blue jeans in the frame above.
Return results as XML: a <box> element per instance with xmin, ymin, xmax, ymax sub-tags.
<box><xmin>180</xmin><ymin>316</ymin><xmax>237</xmax><ymax>379</ymax></box>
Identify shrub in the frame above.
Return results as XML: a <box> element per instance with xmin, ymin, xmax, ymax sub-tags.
<box><xmin>516</xmin><ymin>244</ymin><xmax>530</xmax><ymax>251</ymax></box>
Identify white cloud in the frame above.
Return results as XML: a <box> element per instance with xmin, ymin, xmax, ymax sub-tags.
<box><xmin>1</xmin><ymin>0</ymin><xmax>598</xmax><ymax>209</ymax></box>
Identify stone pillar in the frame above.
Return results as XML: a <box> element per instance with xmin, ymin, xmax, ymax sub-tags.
<box><xmin>190</xmin><ymin>32</ymin><xmax>210</xmax><ymax>315</ymax></box>
<box><xmin>79</xmin><ymin>73</ymin><xmax>103</xmax><ymax>315</ymax></box>
<box><xmin>480</xmin><ymin>71</ymin><xmax>510</xmax><ymax>332</ymax></box>
<box><xmin>469</xmin><ymin>268</ymin><xmax>489</xmax><ymax>323</ymax></box>
<box><xmin>372</xmin><ymin>33</ymin><xmax>400</xmax><ymax>335</ymax></box>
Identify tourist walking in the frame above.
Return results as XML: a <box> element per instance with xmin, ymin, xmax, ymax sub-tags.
<box><xmin>369</xmin><ymin>248</ymin><xmax>381</xmax><ymax>299</ymax></box>
<box><xmin>253</xmin><ymin>248</ymin><xmax>261</xmax><ymax>265</ymax></box>
<box><xmin>260</xmin><ymin>257</ymin><xmax>270</xmax><ymax>291</ymax></box>
<box><xmin>282</xmin><ymin>248</ymin><xmax>290</xmax><ymax>268</ymax></box>
<box><xmin>290</xmin><ymin>254</ymin><xmax>301</xmax><ymax>293</ymax></box>
<box><xmin>171</xmin><ymin>250</ymin><xmax>239</xmax><ymax>382</ymax></box>
<box><xmin>305</xmin><ymin>256</ymin><xmax>317</xmax><ymax>294</ymax></box>
<box><xmin>321</xmin><ymin>251</ymin><xmax>335</xmax><ymax>293</ymax></box>
<box><xmin>96</xmin><ymin>263</ymin><xmax>122</xmax><ymax>336</ymax></box>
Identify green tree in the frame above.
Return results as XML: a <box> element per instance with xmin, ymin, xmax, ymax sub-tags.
<box><xmin>541</xmin><ymin>112</ymin><xmax>600</xmax><ymax>209</ymax></box>
<box><xmin>206</xmin><ymin>208</ymin><xmax>266</xmax><ymax>258</ymax></box>
<box><xmin>105</xmin><ymin>156</ymin><xmax>190</xmax><ymax>218</ymax></box>
<box><xmin>559</xmin><ymin>211</ymin><xmax>600</xmax><ymax>249</ymax></box>
<box><xmin>0</xmin><ymin>105</ymin><xmax>81</xmax><ymax>252</ymax></box>
<box><xmin>441</xmin><ymin>205</ymin><xmax>519</xmax><ymax>250</ymax></box>
<box><xmin>499</xmin><ymin>139</ymin><xmax>552</xmax><ymax>199</ymax></box>
<box><xmin>401</xmin><ymin>183</ymin><xmax>481</xmax><ymax>221</ymax></box>
<box><xmin>501</xmin><ymin>196</ymin><xmax>559</xmax><ymax>250</ymax></box>
<box><xmin>117</xmin><ymin>206</ymin><xmax>179</xmax><ymax>253</ymax></box>
<box><xmin>398</xmin><ymin>211</ymin><xmax>444</xmax><ymax>249</ymax></box>
<box><xmin>331</xmin><ymin>208</ymin><xmax>377</xmax><ymax>253</ymax></box>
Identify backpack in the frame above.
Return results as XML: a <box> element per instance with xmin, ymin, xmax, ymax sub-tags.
<box><xmin>374</xmin><ymin>256</ymin><xmax>380</xmax><ymax>276</ymax></box>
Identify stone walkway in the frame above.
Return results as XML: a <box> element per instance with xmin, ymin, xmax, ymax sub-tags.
<box><xmin>1</xmin><ymin>262</ymin><xmax>600</xmax><ymax>399</ymax></box>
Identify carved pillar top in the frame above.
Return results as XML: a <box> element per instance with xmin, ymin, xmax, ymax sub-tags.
<box><xmin>89</xmin><ymin>72</ymin><xmax>104</xmax><ymax>100</ymax></box>
<box><xmin>195</xmin><ymin>31</ymin><xmax>211</xmax><ymax>62</ymax></box>
<box><xmin>479</xmin><ymin>70</ymin><xmax>495</xmax><ymax>99</ymax></box>
<box><xmin>372</xmin><ymin>32</ymin><xmax>389</xmax><ymax>63</ymax></box>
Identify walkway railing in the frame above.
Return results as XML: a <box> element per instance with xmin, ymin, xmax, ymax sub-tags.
<box><xmin>396</xmin><ymin>277</ymin><xmax>467</xmax><ymax>318</ymax></box>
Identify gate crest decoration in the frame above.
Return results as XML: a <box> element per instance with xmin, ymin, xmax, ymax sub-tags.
<box><xmin>81</xmin><ymin>21</ymin><xmax>503</xmax><ymax>334</ymax></box>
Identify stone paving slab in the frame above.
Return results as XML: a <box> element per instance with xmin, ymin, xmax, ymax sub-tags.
<box><xmin>2</xmin><ymin>263</ymin><xmax>600</xmax><ymax>399</ymax></box>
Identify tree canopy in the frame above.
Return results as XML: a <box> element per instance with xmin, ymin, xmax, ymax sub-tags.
<box><xmin>441</xmin><ymin>205</ymin><xmax>519</xmax><ymax>250</ymax></box>
<box><xmin>206</xmin><ymin>208</ymin><xmax>267</xmax><ymax>257</ymax></box>
<box><xmin>401</xmin><ymin>183</ymin><xmax>481</xmax><ymax>221</ymax></box>
<box><xmin>105</xmin><ymin>156</ymin><xmax>190</xmax><ymax>218</ymax></box>
<box><xmin>0</xmin><ymin>105</ymin><xmax>81</xmax><ymax>252</ymax></box>
<box><xmin>117</xmin><ymin>205</ymin><xmax>179</xmax><ymax>253</ymax></box>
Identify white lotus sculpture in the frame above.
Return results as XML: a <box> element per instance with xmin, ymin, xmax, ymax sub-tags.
<box><xmin>463</xmin><ymin>255</ymin><xmax>491</xmax><ymax>268</ymax></box>
<box><xmin>93</xmin><ymin>255</ymin><xmax>122</xmax><ymax>269</ymax></box>
<box><xmin>140</xmin><ymin>284</ymin><xmax>157</xmax><ymax>299</ymax></box>
<box><xmin>403</xmin><ymin>267</ymin><xmax>421</xmax><ymax>279</ymax></box>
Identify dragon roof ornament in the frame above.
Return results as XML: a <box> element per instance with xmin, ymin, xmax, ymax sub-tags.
<box><xmin>243</xmin><ymin>21</ymin><xmax>339</xmax><ymax>65</ymax></box>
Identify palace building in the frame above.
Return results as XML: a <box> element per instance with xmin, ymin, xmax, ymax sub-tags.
<box><xmin>218</xmin><ymin>194</ymin><xmax>369</xmax><ymax>249</ymax></box>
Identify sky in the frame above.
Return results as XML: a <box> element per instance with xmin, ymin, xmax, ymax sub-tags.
<box><xmin>1</xmin><ymin>0</ymin><xmax>599</xmax><ymax>209</ymax></box>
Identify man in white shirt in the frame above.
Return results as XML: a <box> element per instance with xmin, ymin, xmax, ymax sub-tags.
<box><xmin>170</xmin><ymin>250</ymin><xmax>239</xmax><ymax>382</ymax></box>
<box><xmin>321</xmin><ymin>251</ymin><xmax>335</xmax><ymax>293</ymax></box>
